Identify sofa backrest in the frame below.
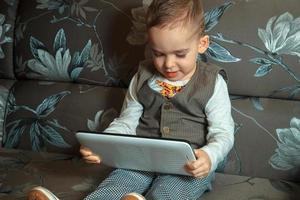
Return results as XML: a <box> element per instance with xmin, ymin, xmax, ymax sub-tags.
<box><xmin>13</xmin><ymin>0</ymin><xmax>145</xmax><ymax>87</ymax></box>
<box><xmin>205</xmin><ymin>0</ymin><xmax>300</xmax><ymax>101</ymax></box>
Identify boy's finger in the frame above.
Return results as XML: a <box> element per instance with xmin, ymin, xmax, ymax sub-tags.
<box><xmin>86</xmin><ymin>159</ymin><xmax>101</xmax><ymax>164</ymax></box>
<box><xmin>80</xmin><ymin>147</ymin><xmax>93</xmax><ymax>156</ymax></box>
<box><xmin>190</xmin><ymin>167</ymin><xmax>209</xmax><ymax>178</ymax></box>
<box><xmin>186</xmin><ymin>160</ymin><xmax>204</xmax><ymax>170</ymax></box>
<box><xmin>87</xmin><ymin>154</ymin><xmax>100</xmax><ymax>161</ymax></box>
<box><xmin>185</xmin><ymin>161</ymin><xmax>196</xmax><ymax>170</ymax></box>
<box><xmin>85</xmin><ymin>155</ymin><xmax>101</xmax><ymax>162</ymax></box>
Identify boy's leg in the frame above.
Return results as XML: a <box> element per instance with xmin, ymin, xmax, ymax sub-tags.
<box><xmin>144</xmin><ymin>172</ymin><xmax>215</xmax><ymax>200</ymax></box>
<box><xmin>84</xmin><ymin>169</ymin><xmax>155</xmax><ymax>200</ymax></box>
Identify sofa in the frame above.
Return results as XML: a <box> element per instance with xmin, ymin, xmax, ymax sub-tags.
<box><xmin>0</xmin><ymin>0</ymin><xmax>300</xmax><ymax>199</ymax></box>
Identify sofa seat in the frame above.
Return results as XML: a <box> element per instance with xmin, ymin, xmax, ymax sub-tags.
<box><xmin>1</xmin><ymin>148</ymin><xmax>299</xmax><ymax>200</ymax></box>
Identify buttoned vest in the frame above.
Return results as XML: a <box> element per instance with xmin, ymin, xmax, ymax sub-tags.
<box><xmin>135</xmin><ymin>60</ymin><xmax>227</xmax><ymax>148</ymax></box>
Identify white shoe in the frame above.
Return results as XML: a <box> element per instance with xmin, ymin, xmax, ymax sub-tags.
<box><xmin>28</xmin><ymin>186</ymin><xmax>60</xmax><ymax>200</ymax></box>
<box><xmin>121</xmin><ymin>192</ymin><xmax>146</xmax><ymax>200</ymax></box>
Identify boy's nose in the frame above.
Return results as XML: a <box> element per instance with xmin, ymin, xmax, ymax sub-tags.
<box><xmin>164</xmin><ymin>57</ymin><xmax>175</xmax><ymax>69</ymax></box>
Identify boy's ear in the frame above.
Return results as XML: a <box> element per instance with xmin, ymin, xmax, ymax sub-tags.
<box><xmin>198</xmin><ymin>35</ymin><xmax>210</xmax><ymax>54</ymax></box>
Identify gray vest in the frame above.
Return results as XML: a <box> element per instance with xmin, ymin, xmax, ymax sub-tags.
<box><xmin>135</xmin><ymin>60</ymin><xmax>227</xmax><ymax>148</ymax></box>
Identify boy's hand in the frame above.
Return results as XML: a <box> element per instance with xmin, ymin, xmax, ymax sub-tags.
<box><xmin>185</xmin><ymin>149</ymin><xmax>211</xmax><ymax>178</ymax></box>
<box><xmin>79</xmin><ymin>146</ymin><xmax>101</xmax><ymax>164</ymax></box>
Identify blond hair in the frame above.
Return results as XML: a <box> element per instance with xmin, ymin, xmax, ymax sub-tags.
<box><xmin>146</xmin><ymin>0</ymin><xmax>205</xmax><ymax>36</ymax></box>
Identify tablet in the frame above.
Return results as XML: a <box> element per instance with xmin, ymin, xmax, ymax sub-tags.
<box><xmin>76</xmin><ymin>131</ymin><xmax>196</xmax><ymax>176</ymax></box>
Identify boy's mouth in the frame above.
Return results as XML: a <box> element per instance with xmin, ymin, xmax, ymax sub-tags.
<box><xmin>165</xmin><ymin>71</ymin><xmax>177</xmax><ymax>78</ymax></box>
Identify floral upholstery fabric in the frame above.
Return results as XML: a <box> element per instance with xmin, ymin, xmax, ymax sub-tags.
<box><xmin>205</xmin><ymin>0</ymin><xmax>300</xmax><ymax>100</ymax></box>
<box><xmin>0</xmin><ymin>0</ymin><xmax>17</xmax><ymax>79</ymax></box>
<box><xmin>0</xmin><ymin>79</ymin><xmax>15</xmax><ymax>145</ymax></box>
<box><xmin>0</xmin><ymin>0</ymin><xmax>300</xmax><ymax>199</ymax></box>
<box><xmin>14</xmin><ymin>0</ymin><xmax>145</xmax><ymax>87</ymax></box>
<box><xmin>3</xmin><ymin>80</ymin><xmax>125</xmax><ymax>155</ymax></box>
<box><xmin>227</xmin><ymin>97</ymin><xmax>300</xmax><ymax>181</ymax></box>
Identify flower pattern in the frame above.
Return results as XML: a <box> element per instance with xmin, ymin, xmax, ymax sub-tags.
<box><xmin>0</xmin><ymin>14</ymin><xmax>12</xmax><ymax>59</ymax></box>
<box><xmin>27</xmin><ymin>28</ymin><xmax>91</xmax><ymax>81</ymax></box>
<box><xmin>0</xmin><ymin>86</ymin><xmax>9</xmax><ymax>144</ymax></box>
<box><xmin>269</xmin><ymin>117</ymin><xmax>300</xmax><ymax>171</ymax></box>
<box><xmin>126</xmin><ymin>0</ymin><xmax>150</xmax><ymax>45</ymax></box>
<box><xmin>0</xmin><ymin>1</ymin><xmax>300</xmax><ymax>195</ymax></box>
<box><xmin>258</xmin><ymin>12</ymin><xmax>300</xmax><ymax>57</ymax></box>
<box><xmin>36</xmin><ymin>0</ymin><xmax>67</xmax><ymax>14</ymax></box>
<box><xmin>4</xmin><ymin>91</ymin><xmax>71</xmax><ymax>151</ymax></box>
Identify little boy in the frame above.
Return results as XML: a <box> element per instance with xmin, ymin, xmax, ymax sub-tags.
<box><xmin>28</xmin><ymin>0</ymin><xmax>234</xmax><ymax>199</ymax></box>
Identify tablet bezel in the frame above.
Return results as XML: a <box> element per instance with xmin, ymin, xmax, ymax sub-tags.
<box><xmin>76</xmin><ymin>131</ymin><xmax>197</xmax><ymax>176</ymax></box>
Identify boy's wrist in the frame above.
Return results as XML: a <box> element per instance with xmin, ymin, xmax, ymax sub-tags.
<box><xmin>199</xmin><ymin>146</ymin><xmax>215</xmax><ymax>172</ymax></box>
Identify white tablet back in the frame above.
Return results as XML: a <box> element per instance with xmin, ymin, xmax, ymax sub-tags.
<box><xmin>76</xmin><ymin>132</ymin><xmax>196</xmax><ymax>176</ymax></box>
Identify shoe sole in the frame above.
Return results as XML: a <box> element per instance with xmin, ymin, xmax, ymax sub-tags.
<box><xmin>121</xmin><ymin>192</ymin><xmax>146</xmax><ymax>200</ymax></box>
<box><xmin>28</xmin><ymin>186</ymin><xmax>59</xmax><ymax>200</ymax></box>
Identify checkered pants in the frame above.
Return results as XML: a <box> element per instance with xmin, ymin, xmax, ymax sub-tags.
<box><xmin>84</xmin><ymin>169</ymin><xmax>214</xmax><ymax>200</ymax></box>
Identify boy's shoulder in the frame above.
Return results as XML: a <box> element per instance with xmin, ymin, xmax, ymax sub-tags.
<box><xmin>135</xmin><ymin>59</ymin><xmax>156</xmax><ymax>91</ymax></box>
<box><xmin>137</xmin><ymin>59</ymin><xmax>159</xmax><ymax>78</ymax></box>
<box><xmin>198</xmin><ymin>61</ymin><xmax>228</xmax><ymax>82</ymax></box>
<box><xmin>198</xmin><ymin>60</ymin><xmax>222</xmax><ymax>72</ymax></box>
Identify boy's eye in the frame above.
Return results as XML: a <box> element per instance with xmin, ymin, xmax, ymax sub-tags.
<box><xmin>176</xmin><ymin>54</ymin><xmax>186</xmax><ymax>58</ymax></box>
<box><xmin>153</xmin><ymin>52</ymin><xmax>164</xmax><ymax>57</ymax></box>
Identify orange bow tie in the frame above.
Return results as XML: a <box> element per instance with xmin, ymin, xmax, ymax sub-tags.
<box><xmin>156</xmin><ymin>80</ymin><xmax>184</xmax><ymax>98</ymax></box>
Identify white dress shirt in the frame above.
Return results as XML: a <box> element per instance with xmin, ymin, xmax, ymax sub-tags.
<box><xmin>104</xmin><ymin>73</ymin><xmax>234</xmax><ymax>173</ymax></box>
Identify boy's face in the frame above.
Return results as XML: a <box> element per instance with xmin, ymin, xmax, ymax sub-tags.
<box><xmin>148</xmin><ymin>23</ymin><xmax>209</xmax><ymax>81</ymax></box>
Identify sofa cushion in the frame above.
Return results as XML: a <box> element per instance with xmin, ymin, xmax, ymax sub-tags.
<box><xmin>14</xmin><ymin>0</ymin><xmax>145</xmax><ymax>87</ymax></box>
<box><xmin>3</xmin><ymin>80</ymin><xmax>300</xmax><ymax>182</ymax></box>
<box><xmin>223</xmin><ymin>96</ymin><xmax>300</xmax><ymax>182</ymax></box>
<box><xmin>0</xmin><ymin>0</ymin><xmax>18</xmax><ymax>79</ymax></box>
<box><xmin>0</xmin><ymin>149</ymin><xmax>299</xmax><ymax>200</ymax></box>
<box><xmin>2</xmin><ymin>80</ymin><xmax>125</xmax><ymax>154</ymax></box>
<box><xmin>202</xmin><ymin>173</ymin><xmax>300</xmax><ymax>200</ymax></box>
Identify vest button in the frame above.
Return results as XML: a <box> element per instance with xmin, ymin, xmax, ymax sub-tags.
<box><xmin>164</xmin><ymin>104</ymin><xmax>172</xmax><ymax>110</ymax></box>
<box><xmin>162</xmin><ymin>126</ymin><xmax>170</xmax><ymax>134</ymax></box>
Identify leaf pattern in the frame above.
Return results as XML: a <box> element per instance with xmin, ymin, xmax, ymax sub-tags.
<box><xmin>0</xmin><ymin>86</ymin><xmax>9</xmax><ymax>143</ymax></box>
<box><xmin>0</xmin><ymin>14</ymin><xmax>13</xmax><ymax>59</ymax></box>
<box><xmin>4</xmin><ymin>120</ymin><xmax>26</xmax><ymax>148</ymax></box>
<box><xmin>258</xmin><ymin>12</ymin><xmax>300</xmax><ymax>57</ymax></box>
<box><xmin>250</xmin><ymin>97</ymin><xmax>264</xmax><ymax>111</ymax></box>
<box><xmin>204</xmin><ymin>2</ymin><xmax>233</xmax><ymax>32</ymax></box>
<box><xmin>36</xmin><ymin>0</ymin><xmax>67</xmax><ymax>12</ymax></box>
<box><xmin>86</xmin><ymin>43</ymin><xmax>105</xmax><ymax>72</ymax></box>
<box><xmin>70</xmin><ymin>0</ymin><xmax>97</xmax><ymax>19</ymax></box>
<box><xmin>205</xmin><ymin>40</ymin><xmax>241</xmax><ymax>63</ymax></box>
<box><xmin>87</xmin><ymin>108</ymin><xmax>118</xmax><ymax>131</ymax></box>
<box><xmin>269</xmin><ymin>117</ymin><xmax>300</xmax><ymax>170</ymax></box>
<box><xmin>27</xmin><ymin>29</ymin><xmax>92</xmax><ymax>81</ymax></box>
<box><xmin>53</xmin><ymin>29</ymin><xmax>66</xmax><ymax>53</ymax></box>
<box><xmin>4</xmin><ymin>91</ymin><xmax>71</xmax><ymax>150</ymax></box>
<box><xmin>36</xmin><ymin>91</ymin><xmax>71</xmax><ymax>117</ymax></box>
<box><xmin>39</xmin><ymin>124</ymin><xmax>70</xmax><ymax>148</ymax></box>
